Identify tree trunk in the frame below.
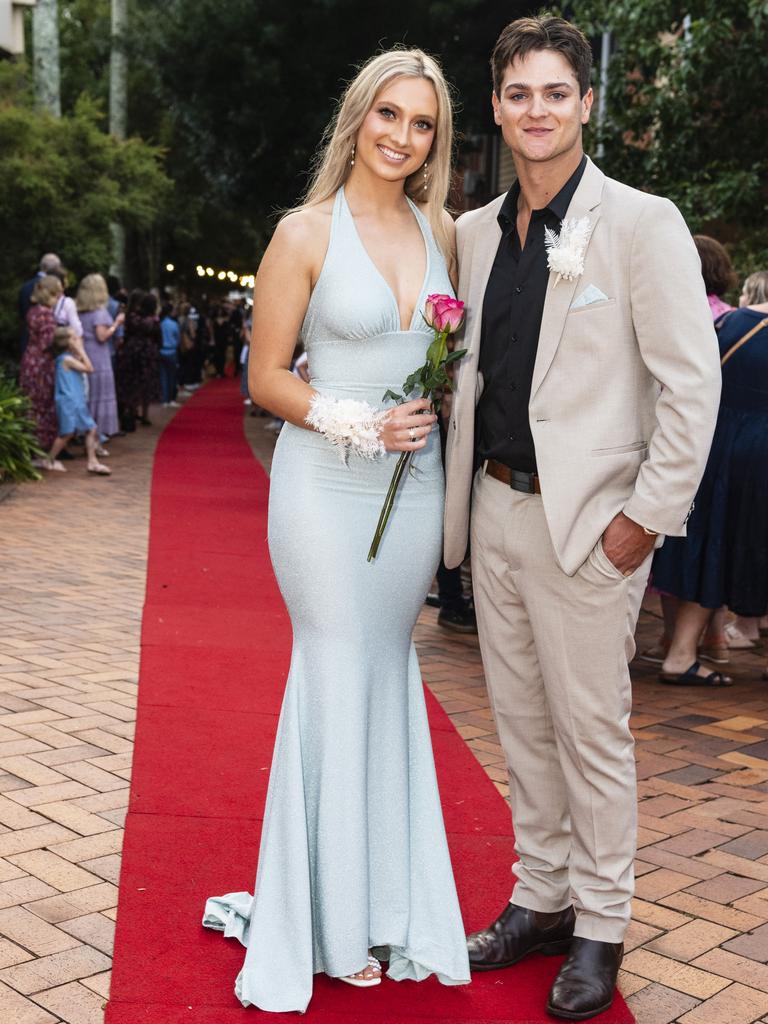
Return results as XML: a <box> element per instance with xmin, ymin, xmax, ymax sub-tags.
<box><xmin>110</xmin><ymin>0</ymin><xmax>127</xmax><ymax>140</ymax></box>
<box><xmin>32</xmin><ymin>0</ymin><xmax>61</xmax><ymax>117</ymax></box>
<box><xmin>109</xmin><ymin>0</ymin><xmax>128</xmax><ymax>279</ymax></box>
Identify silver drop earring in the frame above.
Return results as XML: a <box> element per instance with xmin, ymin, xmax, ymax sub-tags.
<box><xmin>350</xmin><ymin>143</ymin><xmax>355</xmax><ymax>167</ymax></box>
<box><xmin>423</xmin><ymin>159</ymin><xmax>428</xmax><ymax>192</ymax></box>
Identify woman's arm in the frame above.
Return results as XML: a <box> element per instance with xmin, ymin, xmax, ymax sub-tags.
<box><xmin>247</xmin><ymin>211</ymin><xmax>322</xmax><ymax>426</ymax></box>
<box><xmin>95</xmin><ymin>311</ymin><xmax>125</xmax><ymax>344</ymax></box>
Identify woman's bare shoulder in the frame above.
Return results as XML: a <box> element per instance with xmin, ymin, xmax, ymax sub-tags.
<box><xmin>274</xmin><ymin>202</ymin><xmax>333</xmax><ymax>244</ymax></box>
<box><xmin>268</xmin><ymin>202</ymin><xmax>335</xmax><ymax>269</ymax></box>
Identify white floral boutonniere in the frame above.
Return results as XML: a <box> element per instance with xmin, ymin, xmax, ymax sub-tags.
<box><xmin>544</xmin><ymin>216</ymin><xmax>592</xmax><ymax>286</ymax></box>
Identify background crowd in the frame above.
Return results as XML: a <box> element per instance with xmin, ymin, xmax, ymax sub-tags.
<box><xmin>11</xmin><ymin>231</ymin><xmax>768</xmax><ymax>683</ymax></box>
<box><xmin>644</xmin><ymin>237</ymin><xmax>768</xmax><ymax>686</ymax></box>
<box><xmin>16</xmin><ymin>250</ymin><xmax>250</xmax><ymax>475</ymax></box>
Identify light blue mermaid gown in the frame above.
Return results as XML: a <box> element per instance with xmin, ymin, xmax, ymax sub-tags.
<box><xmin>203</xmin><ymin>187</ymin><xmax>470</xmax><ymax>1012</ymax></box>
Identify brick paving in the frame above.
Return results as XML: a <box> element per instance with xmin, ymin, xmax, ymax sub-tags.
<box><xmin>1</xmin><ymin>396</ymin><xmax>767</xmax><ymax>1023</ymax></box>
<box><xmin>0</xmin><ymin>405</ymin><xmax>172</xmax><ymax>1024</ymax></box>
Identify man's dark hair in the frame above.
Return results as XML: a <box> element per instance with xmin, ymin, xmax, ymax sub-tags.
<box><xmin>491</xmin><ymin>15</ymin><xmax>593</xmax><ymax>98</ymax></box>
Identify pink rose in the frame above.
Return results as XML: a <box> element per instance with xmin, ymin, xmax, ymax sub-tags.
<box><xmin>424</xmin><ymin>293</ymin><xmax>465</xmax><ymax>334</ymax></box>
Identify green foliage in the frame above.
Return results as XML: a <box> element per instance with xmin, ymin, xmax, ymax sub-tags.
<box><xmin>0</xmin><ymin>372</ymin><xmax>44</xmax><ymax>482</ymax></box>
<box><xmin>16</xmin><ymin>0</ymin><xmax>527</xmax><ymax>282</ymax></box>
<box><xmin>58</xmin><ymin>0</ymin><xmax>111</xmax><ymax>114</ymax></box>
<box><xmin>129</xmin><ymin>0</ymin><xmax>526</xmax><ymax>271</ymax></box>
<box><xmin>0</xmin><ymin>63</ymin><xmax>171</xmax><ymax>359</ymax></box>
<box><xmin>571</xmin><ymin>0</ymin><xmax>768</xmax><ymax>268</ymax></box>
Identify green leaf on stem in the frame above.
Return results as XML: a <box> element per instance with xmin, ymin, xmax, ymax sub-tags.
<box><xmin>444</xmin><ymin>348</ymin><xmax>467</xmax><ymax>365</ymax></box>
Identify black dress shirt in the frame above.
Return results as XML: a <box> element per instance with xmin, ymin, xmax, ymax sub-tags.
<box><xmin>476</xmin><ymin>155</ymin><xmax>587</xmax><ymax>472</ymax></box>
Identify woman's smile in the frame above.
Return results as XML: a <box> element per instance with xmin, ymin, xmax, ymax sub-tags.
<box><xmin>377</xmin><ymin>143</ymin><xmax>409</xmax><ymax>163</ymax></box>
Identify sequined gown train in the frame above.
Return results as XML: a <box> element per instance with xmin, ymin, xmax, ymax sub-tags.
<box><xmin>202</xmin><ymin>188</ymin><xmax>470</xmax><ymax>1012</ymax></box>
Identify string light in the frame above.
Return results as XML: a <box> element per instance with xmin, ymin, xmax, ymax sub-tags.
<box><xmin>188</xmin><ymin>264</ymin><xmax>255</xmax><ymax>288</ymax></box>
<box><xmin>165</xmin><ymin>263</ymin><xmax>175</xmax><ymax>272</ymax></box>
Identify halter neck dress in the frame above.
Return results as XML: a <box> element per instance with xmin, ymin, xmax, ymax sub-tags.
<box><xmin>203</xmin><ymin>187</ymin><xmax>470</xmax><ymax>1012</ymax></box>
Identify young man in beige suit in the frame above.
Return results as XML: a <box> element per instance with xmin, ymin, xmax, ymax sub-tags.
<box><xmin>444</xmin><ymin>15</ymin><xmax>721</xmax><ymax>1020</ymax></box>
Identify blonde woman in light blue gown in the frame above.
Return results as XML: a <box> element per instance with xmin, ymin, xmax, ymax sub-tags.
<box><xmin>203</xmin><ymin>49</ymin><xmax>471</xmax><ymax>1013</ymax></box>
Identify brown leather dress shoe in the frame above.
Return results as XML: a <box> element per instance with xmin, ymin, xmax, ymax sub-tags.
<box><xmin>466</xmin><ymin>902</ymin><xmax>575</xmax><ymax>971</ymax></box>
<box><xmin>546</xmin><ymin>937</ymin><xmax>623</xmax><ymax>1020</ymax></box>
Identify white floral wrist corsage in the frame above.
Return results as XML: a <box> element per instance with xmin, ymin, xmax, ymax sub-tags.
<box><xmin>306</xmin><ymin>393</ymin><xmax>386</xmax><ymax>464</ymax></box>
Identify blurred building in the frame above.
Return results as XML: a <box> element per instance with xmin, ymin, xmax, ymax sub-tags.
<box><xmin>0</xmin><ymin>0</ymin><xmax>35</xmax><ymax>57</ymax></box>
<box><xmin>451</xmin><ymin>133</ymin><xmax>516</xmax><ymax>213</ymax></box>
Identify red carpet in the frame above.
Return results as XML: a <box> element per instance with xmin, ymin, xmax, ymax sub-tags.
<box><xmin>107</xmin><ymin>379</ymin><xmax>633</xmax><ymax>1023</ymax></box>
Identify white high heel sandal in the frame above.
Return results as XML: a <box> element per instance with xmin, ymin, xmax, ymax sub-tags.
<box><xmin>339</xmin><ymin>953</ymin><xmax>382</xmax><ymax>988</ymax></box>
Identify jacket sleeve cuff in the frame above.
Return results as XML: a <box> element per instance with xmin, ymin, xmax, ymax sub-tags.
<box><xmin>623</xmin><ymin>493</ymin><xmax>692</xmax><ymax>538</ymax></box>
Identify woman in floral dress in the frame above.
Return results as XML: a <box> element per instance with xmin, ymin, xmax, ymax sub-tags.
<box><xmin>19</xmin><ymin>275</ymin><xmax>63</xmax><ymax>449</ymax></box>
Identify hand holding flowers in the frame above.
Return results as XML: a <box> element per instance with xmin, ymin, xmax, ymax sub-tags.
<box><xmin>368</xmin><ymin>293</ymin><xmax>466</xmax><ymax>562</ymax></box>
<box><xmin>377</xmin><ymin>398</ymin><xmax>437</xmax><ymax>453</ymax></box>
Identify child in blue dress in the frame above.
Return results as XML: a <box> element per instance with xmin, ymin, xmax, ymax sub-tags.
<box><xmin>45</xmin><ymin>327</ymin><xmax>111</xmax><ymax>475</ymax></box>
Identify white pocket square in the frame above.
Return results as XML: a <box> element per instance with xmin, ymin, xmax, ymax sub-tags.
<box><xmin>570</xmin><ymin>284</ymin><xmax>609</xmax><ymax>310</ymax></box>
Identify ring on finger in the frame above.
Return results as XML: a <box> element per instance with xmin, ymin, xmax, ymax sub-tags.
<box><xmin>408</xmin><ymin>427</ymin><xmax>417</xmax><ymax>442</ymax></box>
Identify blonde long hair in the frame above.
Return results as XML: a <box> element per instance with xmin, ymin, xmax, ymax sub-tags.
<box><xmin>30</xmin><ymin>275</ymin><xmax>63</xmax><ymax>308</ymax></box>
<box><xmin>296</xmin><ymin>48</ymin><xmax>454</xmax><ymax>266</ymax></box>
<box><xmin>743</xmin><ymin>271</ymin><xmax>768</xmax><ymax>305</ymax></box>
<box><xmin>76</xmin><ymin>273</ymin><xmax>109</xmax><ymax>312</ymax></box>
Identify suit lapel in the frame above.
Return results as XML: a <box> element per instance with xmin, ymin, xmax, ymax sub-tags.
<box><xmin>456</xmin><ymin>197</ymin><xmax>503</xmax><ymax>401</ymax></box>
<box><xmin>531</xmin><ymin>159</ymin><xmax>605</xmax><ymax>398</ymax></box>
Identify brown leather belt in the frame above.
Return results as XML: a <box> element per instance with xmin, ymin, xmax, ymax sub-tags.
<box><xmin>486</xmin><ymin>459</ymin><xmax>542</xmax><ymax>494</ymax></box>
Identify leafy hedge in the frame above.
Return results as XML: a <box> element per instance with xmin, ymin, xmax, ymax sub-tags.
<box><xmin>0</xmin><ymin>61</ymin><xmax>172</xmax><ymax>361</ymax></box>
<box><xmin>570</xmin><ymin>0</ymin><xmax>768</xmax><ymax>281</ymax></box>
<box><xmin>0</xmin><ymin>373</ymin><xmax>44</xmax><ymax>482</ymax></box>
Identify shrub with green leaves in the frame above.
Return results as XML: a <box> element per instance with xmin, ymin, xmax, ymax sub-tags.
<box><xmin>570</xmin><ymin>1</ymin><xmax>768</xmax><ymax>275</ymax></box>
<box><xmin>0</xmin><ymin>60</ymin><xmax>171</xmax><ymax>360</ymax></box>
<box><xmin>0</xmin><ymin>373</ymin><xmax>44</xmax><ymax>482</ymax></box>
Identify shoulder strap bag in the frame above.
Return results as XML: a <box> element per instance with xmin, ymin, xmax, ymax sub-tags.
<box><xmin>720</xmin><ymin>317</ymin><xmax>768</xmax><ymax>367</ymax></box>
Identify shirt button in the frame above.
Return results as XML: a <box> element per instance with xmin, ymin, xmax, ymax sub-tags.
<box><xmin>509</xmin><ymin>434</ymin><xmax>516</xmax><ymax>441</ymax></box>
<box><xmin>510</xmin><ymin>382</ymin><xmax>517</xmax><ymax>391</ymax></box>
<box><xmin>514</xmin><ymin>286</ymin><xmax>524</xmax><ymax>294</ymax></box>
<box><xmin>511</xmin><ymin>333</ymin><xmax>518</xmax><ymax>343</ymax></box>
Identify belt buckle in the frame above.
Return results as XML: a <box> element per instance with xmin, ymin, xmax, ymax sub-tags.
<box><xmin>510</xmin><ymin>470</ymin><xmax>535</xmax><ymax>494</ymax></box>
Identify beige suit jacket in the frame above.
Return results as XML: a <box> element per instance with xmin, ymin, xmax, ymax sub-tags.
<box><xmin>444</xmin><ymin>157</ymin><xmax>721</xmax><ymax>575</ymax></box>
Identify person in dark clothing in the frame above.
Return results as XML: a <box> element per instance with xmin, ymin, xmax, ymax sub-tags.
<box><xmin>212</xmin><ymin>304</ymin><xmax>232</xmax><ymax>377</ymax></box>
<box><xmin>653</xmin><ymin>270</ymin><xmax>768</xmax><ymax>685</ymax></box>
<box><xmin>115</xmin><ymin>291</ymin><xmax>161</xmax><ymax>428</ymax></box>
<box><xmin>229</xmin><ymin>301</ymin><xmax>245</xmax><ymax>374</ymax></box>
<box><xmin>427</xmin><ymin>413</ymin><xmax>477</xmax><ymax>633</ymax></box>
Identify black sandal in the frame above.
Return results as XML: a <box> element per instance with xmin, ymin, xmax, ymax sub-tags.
<box><xmin>660</xmin><ymin>660</ymin><xmax>733</xmax><ymax>687</ymax></box>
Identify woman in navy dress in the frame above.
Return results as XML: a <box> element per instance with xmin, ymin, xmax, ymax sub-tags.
<box><xmin>653</xmin><ymin>270</ymin><xmax>768</xmax><ymax>684</ymax></box>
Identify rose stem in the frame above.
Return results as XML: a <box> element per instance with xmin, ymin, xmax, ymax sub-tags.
<box><xmin>367</xmin><ymin>451</ymin><xmax>411</xmax><ymax>561</ymax></box>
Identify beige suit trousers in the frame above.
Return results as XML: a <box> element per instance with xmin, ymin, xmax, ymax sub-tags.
<box><xmin>470</xmin><ymin>467</ymin><xmax>652</xmax><ymax>943</ymax></box>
